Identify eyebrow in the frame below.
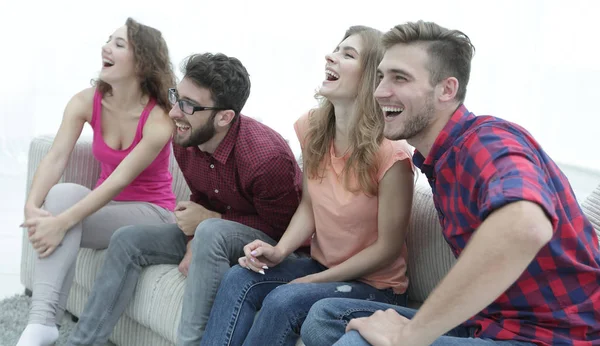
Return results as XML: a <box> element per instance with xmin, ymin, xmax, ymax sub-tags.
<box><xmin>108</xmin><ymin>35</ymin><xmax>128</xmax><ymax>43</ymax></box>
<box><xmin>335</xmin><ymin>45</ymin><xmax>360</xmax><ymax>55</ymax></box>
<box><xmin>180</xmin><ymin>94</ymin><xmax>209</xmax><ymax>107</ymax></box>
<box><xmin>180</xmin><ymin>95</ymin><xmax>200</xmax><ymax>105</ymax></box>
<box><xmin>377</xmin><ymin>68</ymin><xmax>414</xmax><ymax>79</ymax></box>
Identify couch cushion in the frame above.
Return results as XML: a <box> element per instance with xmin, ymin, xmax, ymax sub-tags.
<box><xmin>405</xmin><ymin>184</ymin><xmax>456</xmax><ymax>303</ymax></box>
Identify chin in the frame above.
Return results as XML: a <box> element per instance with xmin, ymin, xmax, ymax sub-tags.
<box><xmin>173</xmin><ymin>135</ymin><xmax>189</xmax><ymax>147</ymax></box>
<box><xmin>318</xmin><ymin>86</ymin><xmax>331</xmax><ymax>98</ymax></box>
<box><xmin>98</xmin><ymin>72</ymin><xmax>115</xmax><ymax>84</ymax></box>
<box><xmin>383</xmin><ymin>126</ymin><xmax>403</xmax><ymax>141</ymax></box>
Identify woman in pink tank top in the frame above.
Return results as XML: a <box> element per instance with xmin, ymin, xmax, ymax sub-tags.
<box><xmin>17</xmin><ymin>18</ymin><xmax>177</xmax><ymax>346</ymax></box>
<box><xmin>201</xmin><ymin>26</ymin><xmax>415</xmax><ymax>346</ymax></box>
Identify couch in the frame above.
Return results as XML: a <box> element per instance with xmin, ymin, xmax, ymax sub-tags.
<box><xmin>20</xmin><ymin>135</ymin><xmax>600</xmax><ymax>345</ymax></box>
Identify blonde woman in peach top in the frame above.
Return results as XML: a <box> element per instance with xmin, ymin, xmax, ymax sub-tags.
<box><xmin>199</xmin><ymin>25</ymin><xmax>414</xmax><ymax>346</ymax></box>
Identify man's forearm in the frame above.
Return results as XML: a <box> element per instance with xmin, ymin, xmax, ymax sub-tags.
<box><xmin>404</xmin><ymin>202</ymin><xmax>552</xmax><ymax>345</ymax></box>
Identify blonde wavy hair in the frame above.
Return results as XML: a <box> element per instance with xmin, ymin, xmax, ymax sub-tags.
<box><xmin>303</xmin><ymin>25</ymin><xmax>385</xmax><ymax>196</ymax></box>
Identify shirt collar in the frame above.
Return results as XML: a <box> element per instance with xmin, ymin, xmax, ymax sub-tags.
<box><xmin>211</xmin><ymin>114</ymin><xmax>242</xmax><ymax>164</ymax></box>
<box><xmin>413</xmin><ymin>104</ymin><xmax>475</xmax><ymax>177</ymax></box>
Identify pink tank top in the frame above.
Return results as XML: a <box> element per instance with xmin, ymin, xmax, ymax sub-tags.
<box><xmin>91</xmin><ymin>89</ymin><xmax>176</xmax><ymax>211</ymax></box>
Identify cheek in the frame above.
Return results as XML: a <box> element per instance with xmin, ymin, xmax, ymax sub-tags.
<box><xmin>117</xmin><ymin>51</ymin><xmax>136</xmax><ymax>71</ymax></box>
<box><xmin>190</xmin><ymin>118</ymin><xmax>205</xmax><ymax>130</ymax></box>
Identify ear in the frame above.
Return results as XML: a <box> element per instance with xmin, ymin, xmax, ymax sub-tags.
<box><xmin>437</xmin><ymin>77</ymin><xmax>459</xmax><ymax>102</ymax></box>
<box><xmin>215</xmin><ymin>110</ymin><xmax>236</xmax><ymax>127</ymax></box>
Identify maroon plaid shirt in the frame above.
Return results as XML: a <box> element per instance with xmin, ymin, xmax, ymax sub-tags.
<box><xmin>174</xmin><ymin>115</ymin><xmax>304</xmax><ymax>250</ymax></box>
<box><xmin>414</xmin><ymin>105</ymin><xmax>600</xmax><ymax>345</ymax></box>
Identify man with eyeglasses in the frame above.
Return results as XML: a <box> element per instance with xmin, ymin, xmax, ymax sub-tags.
<box><xmin>67</xmin><ymin>53</ymin><xmax>305</xmax><ymax>346</ymax></box>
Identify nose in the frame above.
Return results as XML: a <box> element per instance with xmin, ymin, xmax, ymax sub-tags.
<box><xmin>101</xmin><ymin>44</ymin><xmax>111</xmax><ymax>55</ymax></box>
<box><xmin>168</xmin><ymin>103</ymin><xmax>183</xmax><ymax>119</ymax></box>
<box><xmin>374</xmin><ymin>79</ymin><xmax>392</xmax><ymax>99</ymax></box>
<box><xmin>325</xmin><ymin>53</ymin><xmax>336</xmax><ymax>64</ymax></box>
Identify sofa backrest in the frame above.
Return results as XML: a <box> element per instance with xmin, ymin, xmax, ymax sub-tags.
<box><xmin>582</xmin><ymin>183</ymin><xmax>600</xmax><ymax>244</ymax></box>
<box><xmin>405</xmin><ymin>184</ymin><xmax>456</xmax><ymax>303</ymax></box>
<box><xmin>27</xmin><ymin>136</ymin><xmax>102</xmax><ymax>196</ymax></box>
<box><xmin>406</xmin><ymin>181</ymin><xmax>600</xmax><ymax>305</ymax></box>
<box><xmin>167</xmin><ymin>150</ymin><xmax>192</xmax><ymax>204</ymax></box>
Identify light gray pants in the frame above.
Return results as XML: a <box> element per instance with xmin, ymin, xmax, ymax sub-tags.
<box><xmin>30</xmin><ymin>183</ymin><xmax>174</xmax><ymax>326</ymax></box>
<box><xmin>67</xmin><ymin>218</ymin><xmax>281</xmax><ymax>346</ymax></box>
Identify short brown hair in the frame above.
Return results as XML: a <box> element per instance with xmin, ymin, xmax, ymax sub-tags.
<box><xmin>382</xmin><ymin>20</ymin><xmax>475</xmax><ymax>102</ymax></box>
<box><xmin>180</xmin><ymin>53</ymin><xmax>251</xmax><ymax>116</ymax></box>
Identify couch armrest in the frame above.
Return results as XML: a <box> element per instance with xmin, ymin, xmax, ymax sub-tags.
<box><xmin>21</xmin><ymin>135</ymin><xmax>100</xmax><ymax>290</ymax></box>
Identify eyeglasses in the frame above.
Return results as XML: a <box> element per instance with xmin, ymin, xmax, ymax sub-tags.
<box><xmin>168</xmin><ymin>88</ymin><xmax>227</xmax><ymax>115</ymax></box>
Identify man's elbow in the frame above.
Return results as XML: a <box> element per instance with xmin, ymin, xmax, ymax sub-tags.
<box><xmin>511</xmin><ymin>201</ymin><xmax>553</xmax><ymax>250</ymax></box>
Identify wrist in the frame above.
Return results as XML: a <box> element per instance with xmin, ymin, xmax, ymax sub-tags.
<box><xmin>24</xmin><ymin>202</ymin><xmax>39</xmax><ymax>211</ymax></box>
<box><xmin>57</xmin><ymin>211</ymin><xmax>77</xmax><ymax>231</ymax></box>
<box><xmin>401</xmin><ymin>319</ymin><xmax>430</xmax><ymax>346</ymax></box>
<box><xmin>306</xmin><ymin>273</ymin><xmax>322</xmax><ymax>283</ymax></box>
<box><xmin>274</xmin><ymin>244</ymin><xmax>290</xmax><ymax>261</ymax></box>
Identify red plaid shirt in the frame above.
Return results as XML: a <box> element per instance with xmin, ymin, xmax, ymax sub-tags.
<box><xmin>174</xmin><ymin>115</ymin><xmax>305</xmax><ymax>250</ymax></box>
<box><xmin>413</xmin><ymin>105</ymin><xmax>600</xmax><ymax>345</ymax></box>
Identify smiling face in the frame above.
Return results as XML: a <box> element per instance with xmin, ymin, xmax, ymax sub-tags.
<box><xmin>168</xmin><ymin>77</ymin><xmax>218</xmax><ymax>147</ymax></box>
<box><xmin>99</xmin><ymin>25</ymin><xmax>136</xmax><ymax>84</ymax></box>
<box><xmin>318</xmin><ymin>34</ymin><xmax>364</xmax><ymax>101</ymax></box>
<box><xmin>375</xmin><ymin>43</ymin><xmax>438</xmax><ymax>141</ymax></box>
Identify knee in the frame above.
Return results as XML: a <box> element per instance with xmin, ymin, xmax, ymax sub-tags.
<box><xmin>305</xmin><ymin>298</ymin><xmax>339</xmax><ymax>325</ymax></box>
<box><xmin>109</xmin><ymin>225</ymin><xmax>147</xmax><ymax>255</ymax></box>
<box><xmin>191</xmin><ymin>218</ymin><xmax>230</xmax><ymax>251</ymax></box>
<box><xmin>262</xmin><ymin>285</ymin><xmax>293</xmax><ymax>308</ymax></box>
<box><xmin>44</xmin><ymin>183</ymin><xmax>90</xmax><ymax>214</ymax></box>
<box><xmin>261</xmin><ymin>285</ymin><xmax>304</xmax><ymax>315</ymax></box>
<box><xmin>220</xmin><ymin>264</ymin><xmax>252</xmax><ymax>288</ymax></box>
<box><xmin>301</xmin><ymin>299</ymin><xmax>337</xmax><ymax>344</ymax></box>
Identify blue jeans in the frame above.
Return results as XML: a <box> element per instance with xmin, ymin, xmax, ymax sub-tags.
<box><xmin>301</xmin><ymin>298</ymin><xmax>535</xmax><ymax>346</ymax></box>
<box><xmin>200</xmin><ymin>258</ymin><xmax>407</xmax><ymax>346</ymax></box>
<box><xmin>67</xmin><ymin>219</ymin><xmax>277</xmax><ymax>346</ymax></box>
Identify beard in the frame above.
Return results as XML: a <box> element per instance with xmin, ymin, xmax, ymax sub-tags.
<box><xmin>174</xmin><ymin>114</ymin><xmax>217</xmax><ymax>147</ymax></box>
<box><xmin>384</xmin><ymin>92</ymin><xmax>435</xmax><ymax>141</ymax></box>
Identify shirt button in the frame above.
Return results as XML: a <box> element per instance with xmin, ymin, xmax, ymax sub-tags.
<box><xmin>210</xmin><ymin>164</ymin><xmax>215</xmax><ymax>169</ymax></box>
<box><xmin>214</xmin><ymin>189</ymin><xmax>219</xmax><ymax>193</ymax></box>
<box><xmin>227</xmin><ymin>206</ymin><xmax>231</xmax><ymax>210</ymax></box>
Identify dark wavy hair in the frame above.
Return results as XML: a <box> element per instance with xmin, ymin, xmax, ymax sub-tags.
<box><xmin>93</xmin><ymin>17</ymin><xmax>175</xmax><ymax>112</ymax></box>
<box><xmin>180</xmin><ymin>53</ymin><xmax>251</xmax><ymax>117</ymax></box>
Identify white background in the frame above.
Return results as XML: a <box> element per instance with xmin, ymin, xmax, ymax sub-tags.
<box><xmin>0</xmin><ymin>0</ymin><xmax>599</xmax><ymax>298</ymax></box>
<box><xmin>1</xmin><ymin>0</ymin><xmax>599</xmax><ymax>172</ymax></box>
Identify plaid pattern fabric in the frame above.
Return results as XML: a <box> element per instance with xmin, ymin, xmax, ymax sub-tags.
<box><xmin>413</xmin><ymin>105</ymin><xmax>600</xmax><ymax>345</ymax></box>
<box><xmin>174</xmin><ymin>115</ymin><xmax>303</xmax><ymax>247</ymax></box>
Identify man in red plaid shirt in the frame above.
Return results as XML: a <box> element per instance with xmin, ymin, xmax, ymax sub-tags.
<box><xmin>301</xmin><ymin>21</ymin><xmax>600</xmax><ymax>346</ymax></box>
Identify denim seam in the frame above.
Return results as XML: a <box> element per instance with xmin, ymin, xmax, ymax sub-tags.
<box><xmin>276</xmin><ymin>309</ymin><xmax>308</xmax><ymax>346</ymax></box>
<box><xmin>225</xmin><ymin>279</ymin><xmax>289</xmax><ymax>346</ymax></box>
<box><xmin>336</xmin><ymin>307</ymin><xmax>383</xmax><ymax>325</ymax></box>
